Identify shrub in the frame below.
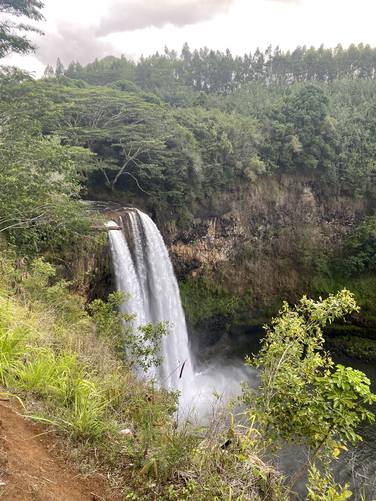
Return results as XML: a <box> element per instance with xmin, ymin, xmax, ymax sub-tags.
<box><xmin>343</xmin><ymin>216</ymin><xmax>376</xmax><ymax>275</ymax></box>
<box><xmin>243</xmin><ymin>289</ymin><xmax>376</xmax><ymax>494</ymax></box>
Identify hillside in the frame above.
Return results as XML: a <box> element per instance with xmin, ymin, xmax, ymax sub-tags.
<box><xmin>4</xmin><ymin>45</ymin><xmax>376</xmax><ymax>357</ymax></box>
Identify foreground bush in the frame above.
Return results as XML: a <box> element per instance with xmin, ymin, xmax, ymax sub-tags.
<box><xmin>244</xmin><ymin>289</ymin><xmax>376</xmax><ymax>499</ymax></box>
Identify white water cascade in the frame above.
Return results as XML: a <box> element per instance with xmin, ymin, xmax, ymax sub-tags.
<box><xmin>107</xmin><ymin>209</ymin><xmax>195</xmax><ymax>396</ymax></box>
<box><xmin>107</xmin><ymin>208</ymin><xmax>258</xmax><ymax>416</ymax></box>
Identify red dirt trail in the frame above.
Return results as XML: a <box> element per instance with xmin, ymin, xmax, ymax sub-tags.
<box><xmin>0</xmin><ymin>402</ymin><xmax>118</xmax><ymax>501</ymax></box>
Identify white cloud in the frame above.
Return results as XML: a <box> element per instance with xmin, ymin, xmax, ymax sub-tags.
<box><xmin>97</xmin><ymin>0</ymin><xmax>234</xmax><ymax>35</ymax></box>
<box><xmin>36</xmin><ymin>24</ymin><xmax>113</xmax><ymax>65</ymax></box>
<box><xmin>266</xmin><ymin>0</ymin><xmax>302</xmax><ymax>4</ymax></box>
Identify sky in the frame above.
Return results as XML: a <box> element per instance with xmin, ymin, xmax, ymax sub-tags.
<box><xmin>4</xmin><ymin>0</ymin><xmax>376</xmax><ymax>77</ymax></box>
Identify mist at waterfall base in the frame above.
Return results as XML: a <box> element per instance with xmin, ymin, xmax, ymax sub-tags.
<box><xmin>107</xmin><ymin>209</ymin><xmax>257</xmax><ymax>418</ymax></box>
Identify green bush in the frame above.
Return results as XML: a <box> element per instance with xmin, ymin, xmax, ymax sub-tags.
<box><xmin>243</xmin><ymin>289</ymin><xmax>376</xmax><ymax>495</ymax></box>
<box><xmin>88</xmin><ymin>291</ymin><xmax>167</xmax><ymax>371</ymax></box>
<box><xmin>343</xmin><ymin>216</ymin><xmax>376</xmax><ymax>275</ymax></box>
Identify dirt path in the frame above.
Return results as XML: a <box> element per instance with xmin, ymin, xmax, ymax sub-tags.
<box><xmin>0</xmin><ymin>402</ymin><xmax>118</xmax><ymax>501</ymax></box>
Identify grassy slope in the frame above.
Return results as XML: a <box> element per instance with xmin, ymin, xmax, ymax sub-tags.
<box><xmin>0</xmin><ymin>255</ymin><xmax>285</xmax><ymax>500</ymax></box>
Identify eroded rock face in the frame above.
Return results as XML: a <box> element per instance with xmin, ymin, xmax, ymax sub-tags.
<box><xmin>163</xmin><ymin>174</ymin><xmax>366</xmax><ymax>313</ymax></box>
<box><xmin>171</xmin><ymin>216</ymin><xmax>245</xmax><ymax>278</ymax></box>
<box><xmin>86</xmin><ymin>176</ymin><xmax>368</xmax><ymax>330</ymax></box>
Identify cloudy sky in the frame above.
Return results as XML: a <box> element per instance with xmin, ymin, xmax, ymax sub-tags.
<box><xmin>5</xmin><ymin>0</ymin><xmax>376</xmax><ymax>76</ymax></box>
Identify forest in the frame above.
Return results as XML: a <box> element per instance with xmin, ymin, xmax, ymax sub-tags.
<box><xmin>1</xmin><ymin>0</ymin><xmax>376</xmax><ymax>499</ymax></box>
<box><xmin>5</xmin><ymin>44</ymin><xmax>376</xmax><ymax>330</ymax></box>
<box><xmin>5</xmin><ymin>44</ymin><xmax>376</xmax><ymax>248</ymax></box>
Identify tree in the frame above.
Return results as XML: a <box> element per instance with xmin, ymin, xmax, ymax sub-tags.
<box><xmin>55</xmin><ymin>57</ymin><xmax>64</xmax><ymax>77</ymax></box>
<box><xmin>343</xmin><ymin>216</ymin><xmax>376</xmax><ymax>274</ymax></box>
<box><xmin>243</xmin><ymin>290</ymin><xmax>376</xmax><ymax>495</ymax></box>
<box><xmin>43</xmin><ymin>63</ymin><xmax>54</xmax><ymax>79</ymax></box>
<box><xmin>264</xmin><ymin>84</ymin><xmax>338</xmax><ymax>173</ymax></box>
<box><xmin>0</xmin><ymin>86</ymin><xmax>94</xmax><ymax>255</ymax></box>
<box><xmin>0</xmin><ymin>0</ymin><xmax>44</xmax><ymax>58</ymax></box>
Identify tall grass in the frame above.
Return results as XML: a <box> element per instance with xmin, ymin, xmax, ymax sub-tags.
<box><xmin>0</xmin><ymin>255</ymin><xmax>285</xmax><ymax>500</ymax></box>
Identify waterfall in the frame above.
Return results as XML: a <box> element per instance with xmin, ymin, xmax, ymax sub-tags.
<box><xmin>106</xmin><ymin>221</ymin><xmax>146</xmax><ymax>325</ymax></box>
<box><xmin>107</xmin><ymin>209</ymin><xmax>194</xmax><ymax>395</ymax></box>
<box><xmin>108</xmin><ymin>209</ymin><xmax>258</xmax><ymax>418</ymax></box>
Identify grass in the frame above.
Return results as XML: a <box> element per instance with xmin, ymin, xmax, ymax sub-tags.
<box><xmin>0</xmin><ymin>254</ymin><xmax>286</xmax><ymax>500</ymax></box>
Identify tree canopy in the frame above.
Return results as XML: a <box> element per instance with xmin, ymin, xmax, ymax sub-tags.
<box><xmin>64</xmin><ymin>44</ymin><xmax>376</xmax><ymax>97</ymax></box>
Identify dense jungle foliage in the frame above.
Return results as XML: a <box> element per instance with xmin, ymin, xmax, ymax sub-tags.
<box><xmin>3</xmin><ymin>44</ymin><xmax>376</xmax><ymax>239</ymax></box>
<box><xmin>25</xmin><ymin>45</ymin><xmax>376</xmax><ymax>207</ymax></box>
<box><xmin>4</xmin><ymin>43</ymin><xmax>376</xmax><ymax>335</ymax></box>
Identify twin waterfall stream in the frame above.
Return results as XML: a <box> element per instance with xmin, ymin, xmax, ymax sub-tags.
<box><xmin>107</xmin><ymin>208</ymin><xmax>252</xmax><ymax>415</ymax></box>
<box><xmin>107</xmin><ymin>209</ymin><xmax>196</xmax><ymax>406</ymax></box>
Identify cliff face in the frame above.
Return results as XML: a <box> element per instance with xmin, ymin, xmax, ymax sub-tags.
<box><xmin>86</xmin><ymin>177</ymin><xmax>376</xmax><ymax>357</ymax></box>
<box><xmin>162</xmin><ymin>175</ymin><xmax>366</xmax><ymax>323</ymax></box>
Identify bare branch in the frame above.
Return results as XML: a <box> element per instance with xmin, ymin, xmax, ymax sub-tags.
<box><xmin>111</xmin><ymin>145</ymin><xmax>143</xmax><ymax>190</ymax></box>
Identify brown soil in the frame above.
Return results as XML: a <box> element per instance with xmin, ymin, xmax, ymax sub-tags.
<box><xmin>0</xmin><ymin>401</ymin><xmax>119</xmax><ymax>501</ymax></box>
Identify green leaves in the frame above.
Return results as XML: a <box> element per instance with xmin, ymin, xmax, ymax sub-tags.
<box><xmin>88</xmin><ymin>292</ymin><xmax>167</xmax><ymax>371</ymax></box>
<box><xmin>306</xmin><ymin>466</ymin><xmax>352</xmax><ymax>501</ymax></box>
<box><xmin>343</xmin><ymin>216</ymin><xmax>376</xmax><ymax>275</ymax></box>
<box><xmin>265</xmin><ymin>85</ymin><xmax>339</xmax><ymax>173</ymax></box>
<box><xmin>0</xmin><ymin>0</ymin><xmax>45</xmax><ymax>58</ymax></box>
<box><xmin>0</xmin><ymin>82</ymin><xmax>94</xmax><ymax>256</ymax></box>
<box><xmin>244</xmin><ymin>289</ymin><xmax>375</xmax><ymax>492</ymax></box>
